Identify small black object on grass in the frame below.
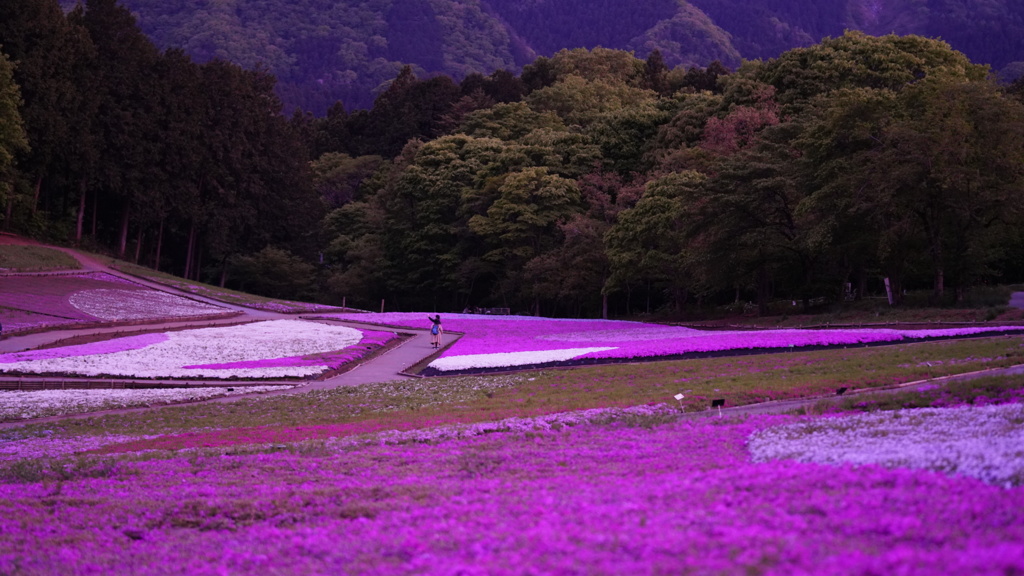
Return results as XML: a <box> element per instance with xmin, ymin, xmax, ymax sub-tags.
<box><xmin>836</xmin><ymin>387</ymin><xmax>848</xmax><ymax>396</ymax></box>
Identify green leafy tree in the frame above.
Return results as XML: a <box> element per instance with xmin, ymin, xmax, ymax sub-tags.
<box><xmin>76</xmin><ymin>0</ymin><xmax>163</xmax><ymax>257</ymax></box>
<box><xmin>1</xmin><ymin>0</ymin><xmax>96</xmax><ymax>236</ymax></box>
<box><xmin>310</xmin><ymin>152</ymin><xmax>384</xmax><ymax>209</ymax></box>
<box><xmin>459</xmin><ymin>102</ymin><xmax>565</xmax><ymax>140</ymax></box>
<box><xmin>469</xmin><ymin>166</ymin><xmax>581</xmax><ymax>312</ymax></box>
<box><xmin>751</xmin><ymin>31</ymin><xmax>987</xmax><ymax>114</ymax></box>
<box><xmin>800</xmin><ymin>78</ymin><xmax>1024</xmax><ymax>302</ymax></box>
<box><xmin>524</xmin><ymin>168</ymin><xmax>643</xmax><ymax>317</ymax></box>
<box><xmin>0</xmin><ymin>48</ymin><xmax>29</xmax><ymax>226</ymax></box>
<box><xmin>229</xmin><ymin>246</ymin><xmax>316</xmax><ymax>300</ymax></box>
<box><xmin>604</xmin><ymin>171</ymin><xmax>705</xmax><ymax>312</ymax></box>
<box><xmin>526</xmin><ymin>74</ymin><xmax>658</xmax><ymax>128</ymax></box>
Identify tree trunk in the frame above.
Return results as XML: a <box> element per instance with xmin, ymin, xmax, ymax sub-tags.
<box><xmin>90</xmin><ymin>191</ymin><xmax>98</xmax><ymax>238</ymax></box>
<box><xmin>184</xmin><ymin>221</ymin><xmax>196</xmax><ymax>278</ymax></box>
<box><xmin>219</xmin><ymin>256</ymin><xmax>228</xmax><ymax>287</ymax></box>
<box><xmin>134</xmin><ymin>228</ymin><xmax>143</xmax><ymax>264</ymax></box>
<box><xmin>194</xmin><ymin>242</ymin><xmax>203</xmax><ymax>281</ymax></box>
<box><xmin>154</xmin><ymin>219</ymin><xmax>164</xmax><ymax>271</ymax></box>
<box><xmin>31</xmin><ymin>176</ymin><xmax>42</xmax><ymax>215</ymax></box>
<box><xmin>602</xmin><ymin>293</ymin><xmax>608</xmax><ymax>319</ymax></box>
<box><xmin>118</xmin><ymin>206</ymin><xmax>130</xmax><ymax>259</ymax></box>
<box><xmin>757</xmin><ymin>266</ymin><xmax>770</xmax><ymax>317</ymax></box>
<box><xmin>923</xmin><ymin>212</ymin><xmax>945</xmax><ymax>302</ymax></box>
<box><xmin>933</xmin><ymin>267</ymin><xmax>945</xmax><ymax>303</ymax></box>
<box><xmin>75</xmin><ymin>185</ymin><xmax>86</xmax><ymax>244</ymax></box>
<box><xmin>857</xmin><ymin>267</ymin><xmax>867</xmax><ymax>302</ymax></box>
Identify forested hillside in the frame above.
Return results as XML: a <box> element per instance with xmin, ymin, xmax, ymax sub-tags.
<box><xmin>4</xmin><ymin>0</ymin><xmax>1024</xmax><ymax>318</ymax></box>
<box><xmin>56</xmin><ymin>0</ymin><xmax>1024</xmax><ymax>114</ymax></box>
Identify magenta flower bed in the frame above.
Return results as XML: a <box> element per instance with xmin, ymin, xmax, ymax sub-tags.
<box><xmin>1</xmin><ymin>414</ymin><xmax>1021</xmax><ymax>575</ymax></box>
<box><xmin>323</xmin><ymin>313</ymin><xmax>1024</xmax><ymax>373</ymax></box>
<box><xmin>0</xmin><ymin>332</ymin><xmax>169</xmax><ymax>363</ymax></box>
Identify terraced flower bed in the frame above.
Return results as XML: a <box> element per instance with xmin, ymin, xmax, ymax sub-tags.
<box><xmin>322</xmin><ymin>312</ymin><xmax>1024</xmax><ymax>374</ymax></box>
<box><xmin>0</xmin><ymin>320</ymin><xmax>397</xmax><ymax>380</ymax></box>
<box><xmin>0</xmin><ymin>272</ymin><xmax>231</xmax><ymax>334</ymax></box>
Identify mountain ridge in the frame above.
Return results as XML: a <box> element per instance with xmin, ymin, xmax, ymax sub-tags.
<box><xmin>59</xmin><ymin>0</ymin><xmax>1024</xmax><ymax>114</ymax></box>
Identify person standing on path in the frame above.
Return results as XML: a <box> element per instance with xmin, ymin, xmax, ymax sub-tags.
<box><xmin>428</xmin><ymin>315</ymin><xmax>443</xmax><ymax>348</ymax></box>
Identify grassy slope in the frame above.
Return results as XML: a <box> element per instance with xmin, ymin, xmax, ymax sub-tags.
<box><xmin>0</xmin><ymin>245</ymin><xmax>81</xmax><ymax>272</ymax></box>
<box><xmin>105</xmin><ymin>258</ymin><xmax>342</xmax><ymax>312</ymax></box>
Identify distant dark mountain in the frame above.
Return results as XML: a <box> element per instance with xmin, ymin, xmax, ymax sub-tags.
<box><xmin>687</xmin><ymin>0</ymin><xmax>1024</xmax><ymax>71</ymax></box>
<box><xmin>63</xmin><ymin>0</ymin><xmax>1024</xmax><ymax>114</ymax></box>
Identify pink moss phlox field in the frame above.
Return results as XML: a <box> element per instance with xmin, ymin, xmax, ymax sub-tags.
<box><xmin>0</xmin><ymin>333</ymin><xmax>169</xmax><ymax>364</ymax></box>
<box><xmin>183</xmin><ymin>330</ymin><xmax>396</xmax><ymax>370</ymax></box>
<box><xmin>323</xmin><ymin>312</ymin><xmax>1024</xmax><ymax>371</ymax></box>
<box><xmin>2</xmin><ymin>415</ymin><xmax>1023</xmax><ymax>575</ymax></box>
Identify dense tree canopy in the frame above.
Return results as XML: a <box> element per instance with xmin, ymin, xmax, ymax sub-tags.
<box><xmin>3</xmin><ymin>7</ymin><xmax>1023</xmax><ymax>316</ymax></box>
<box><xmin>2</xmin><ymin>0</ymin><xmax>320</xmax><ymax>290</ymax></box>
<box><xmin>0</xmin><ymin>48</ymin><xmax>30</xmax><ymax>209</ymax></box>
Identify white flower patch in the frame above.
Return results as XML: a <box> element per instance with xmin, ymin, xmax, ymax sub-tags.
<box><xmin>748</xmin><ymin>404</ymin><xmax>1024</xmax><ymax>487</ymax></box>
<box><xmin>0</xmin><ymin>386</ymin><xmax>293</xmax><ymax>422</ymax></box>
<box><xmin>0</xmin><ymin>320</ymin><xmax>363</xmax><ymax>379</ymax></box>
<box><xmin>69</xmin><ymin>289</ymin><xmax>227</xmax><ymax>320</ymax></box>
<box><xmin>428</xmin><ymin>347</ymin><xmax>617</xmax><ymax>372</ymax></box>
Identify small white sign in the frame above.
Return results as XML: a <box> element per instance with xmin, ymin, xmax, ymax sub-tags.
<box><xmin>674</xmin><ymin>393</ymin><xmax>685</xmax><ymax>401</ymax></box>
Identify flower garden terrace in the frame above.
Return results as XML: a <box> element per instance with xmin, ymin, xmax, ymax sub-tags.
<box><xmin>5</xmin><ymin>310</ymin><xmax>1023</xmax><ymax>387</ymax></box>
<box><xmin>2</xmin><ymin>306</ymin><xmax>1024</xmax><ymax>573</ymax></box>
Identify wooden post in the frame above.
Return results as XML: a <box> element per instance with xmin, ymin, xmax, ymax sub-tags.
<box><xmin>380</xmin><ymin>299</ymin><xmax>385</xmax><ymax>313</ymax></box>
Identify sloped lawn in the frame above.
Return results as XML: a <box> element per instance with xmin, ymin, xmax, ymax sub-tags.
<box><xmin>0</xmin><ymin>272</ymin><xmax>231</xmax><ymax>334</ymax></box>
